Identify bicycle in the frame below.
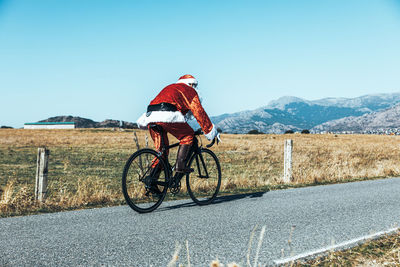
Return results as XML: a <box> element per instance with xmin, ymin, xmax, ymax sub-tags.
<box><xmin>122</xmin><ymin>125</ymin><xmax>221</xmax><ymax>213</ymax></box>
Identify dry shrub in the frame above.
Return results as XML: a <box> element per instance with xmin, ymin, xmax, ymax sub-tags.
<box><xmin>0</xmin><ymin>180</ymin><xmax>37</xmax><ymax>215</ymax></box>
<box><xmin>0</xmin><ymin>177</ymin><xmax>119</xmax><ymax>216</ymax></box>
<box><xmin>10</xmin><ymin>185</ymin><xmax>35</xmax><ymax>210</ymax></box>
<box><xmin>56</xmin><ymin>177</ymin><xmax>115</xmax><ymax>207</ymax></box>
<box><xmin>0</xmin><ymin>180</ymin><xmax>15</xmax><ymax>205</ymax></box>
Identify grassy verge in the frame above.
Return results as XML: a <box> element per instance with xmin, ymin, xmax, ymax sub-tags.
<box><xmin>292</xmin><ymin>230</ymin><xmax>400</xmax><ymax>266</ymax></box>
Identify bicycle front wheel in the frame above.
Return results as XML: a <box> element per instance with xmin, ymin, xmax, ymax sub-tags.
<box><xmin>186</xmin><ymin>148</ymin><xmax>221</xmax><ymax>205</ymax></box>
<box><xmin>122</xmin><ymin>149</ymin><xmax>169</xmax><ymax>213</ymax></box>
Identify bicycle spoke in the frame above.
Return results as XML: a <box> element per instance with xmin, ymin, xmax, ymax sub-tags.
<box><xmin>145</xmin><ymin>153</ymin><xmax>150</xmax><ymax>169</ymax></box>
<box><xmin>133</xmin><ymin>157</ymin><xmax>152</xmax><ymax>178</ymax></box>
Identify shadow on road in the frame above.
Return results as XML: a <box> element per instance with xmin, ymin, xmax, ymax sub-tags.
<box><xmin>157</xmin><ymin>191</ymin><xmax>268</xmax><ymax>212</ymax></box>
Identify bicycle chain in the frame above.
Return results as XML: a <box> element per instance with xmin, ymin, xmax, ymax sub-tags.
<box><xmin>170</xmin><ymin>179</ymin><xmax>181</xmax><ymax>195</ymax></box>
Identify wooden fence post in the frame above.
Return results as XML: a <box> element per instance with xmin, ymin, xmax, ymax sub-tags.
<box><xmin>35</xmin><ymin>147</ymin><xmax>50</xmax><ymax>202</ymax></box>
<box><xmin>133</xmin><ymin>131</ymin><xmax>140</xmax><ymax>150</ymax></box>
<box><xmin>284</xmin><ymin>139</ymin><xmax>293</xmax><ymax>183</ymax></box>
<box><xmin>145</xmin><ymin>133</ymin><xmax>149</xmax><ymax>148</ymax></box>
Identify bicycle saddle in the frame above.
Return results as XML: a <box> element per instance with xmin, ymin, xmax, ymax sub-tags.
<box><xmin>148</xmin><ymin>124</ymin><xmax>164</xmax><ymax>133</ymax></box>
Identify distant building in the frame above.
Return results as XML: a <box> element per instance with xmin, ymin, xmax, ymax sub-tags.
<box><xmin>24</xmin><ymin>122</ymin><xmax>75</xmax><ymax>129</ymax></box>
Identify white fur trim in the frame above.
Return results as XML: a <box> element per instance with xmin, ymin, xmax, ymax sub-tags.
<box><xmin>176</xmin><ymin>78</ymin><xmax>197</xmax><ymax>85</ymax></box>
<box><xmin>204</xmin><ymin>124</ymin><xmax>218</xmax><ymax>140</ymax></box>
<box><xmin>136</xmin><ymin>113</ymin><xmax>148</xmax><ymax>129</ymax></box>
<box><xmin>136</xmin><ymin>111</ymin><xmax>186</xmax><ymax>128</ymax></box>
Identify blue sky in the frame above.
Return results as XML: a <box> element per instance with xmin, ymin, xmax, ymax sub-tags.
<box><xmin>1</xmin><ymin>0</ymin><xmax>400</xmax><ymax>127</ymax></box>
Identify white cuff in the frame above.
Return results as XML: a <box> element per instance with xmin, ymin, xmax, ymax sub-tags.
<box><xmin>204</xmin><ymin>124</ymin><xmax>218</xmax><ymax>140</ymax></box>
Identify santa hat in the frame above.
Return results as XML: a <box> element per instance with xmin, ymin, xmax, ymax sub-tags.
<box><xmin>176</xmin><ymin>74</ymin><xmax>198</xmax><ymax>87</ymax></box>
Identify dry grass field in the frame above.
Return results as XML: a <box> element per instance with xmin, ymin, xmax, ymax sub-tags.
<box><xmin>1</xmin><ymin>128</ymin><xmax>400</xmax><ymax>217</ymax></box>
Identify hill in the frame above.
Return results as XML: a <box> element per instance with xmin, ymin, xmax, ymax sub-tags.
<box><xmin>39</xmin><ymin>116</ymin><xmax>138</xmax><ymax>129</ymax></box>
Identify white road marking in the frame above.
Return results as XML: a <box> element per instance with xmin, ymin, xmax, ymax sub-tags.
<box><xmin>273</xmin><ymin>227</ymin><xmax>399</xmax><ymax>265</ymax></box>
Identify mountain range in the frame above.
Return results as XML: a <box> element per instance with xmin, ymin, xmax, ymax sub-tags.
<box><xmin>209</xmin><ymin>93</ymin><xmax>400</xmax><ymax>134</ymax></box>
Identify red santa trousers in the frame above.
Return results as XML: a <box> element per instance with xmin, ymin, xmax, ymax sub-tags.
<box><xmin>148</xmin><ymin>122</ymin><xmax>194</xmax><ymax>167</ymax></box>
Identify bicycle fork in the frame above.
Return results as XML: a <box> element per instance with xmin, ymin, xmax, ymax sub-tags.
<box><xmin>194</xmin><ymin>152</ymin><xmax>210</xmax><ymax>179</ymax></box>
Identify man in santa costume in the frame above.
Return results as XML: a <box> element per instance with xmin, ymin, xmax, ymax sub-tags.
<box><xmin>137</xmin><ymin>74</ymin><xmax>220</xmax><ymax>176</ymax></box>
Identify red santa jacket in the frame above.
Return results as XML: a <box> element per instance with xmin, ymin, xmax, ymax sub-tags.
<box><xmin>137</xmin><ymin>83</ymin><xmax>217</xmax><ymax>139</ymax></box>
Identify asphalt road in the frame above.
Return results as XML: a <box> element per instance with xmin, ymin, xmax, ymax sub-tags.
<box><xmin>1</xmin><ymin>178</ymin><xmax>400</xmax><ymax>266</ymax></box>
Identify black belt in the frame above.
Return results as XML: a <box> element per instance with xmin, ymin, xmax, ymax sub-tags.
<box><xmin>146</xmin><ymin>103</ymin><xmax>177</xmax><ymax>117</ymax></box>
<box><xmin>147</xmin><ymin>103</ymin><xmax>177</xmax><ymax>112</ymax></box>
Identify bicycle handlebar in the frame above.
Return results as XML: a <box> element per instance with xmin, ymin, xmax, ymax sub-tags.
<box><xmin>194</xmin><ymin>129</ymin><xmax>203</xmax><ymax>136</ymax></box>
<box><xmin>194</xmin><ymin>129</ymin><xmax>218</xmax><ymax>148</ymax></box>
<box><xmin>206</xmin><ymin>138</ymin><xmax>216</xmax><ymax>148</ymax></box>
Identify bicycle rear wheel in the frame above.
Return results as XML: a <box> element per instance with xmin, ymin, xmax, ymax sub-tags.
<box><xmin>186</xmin><ymin>148</ymin><xmax>221</xmax><ymax>205</ymax></box>
<box><xmin>122</xmin><ymin>149</ymin><xmax>169</xmax><ymax>213</ymax></box>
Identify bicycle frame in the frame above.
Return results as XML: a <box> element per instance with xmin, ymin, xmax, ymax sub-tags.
<box><xmin>156</xmin><ymin>131</ymin><xmax>211</xmax><ymax>181</ymax></box>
